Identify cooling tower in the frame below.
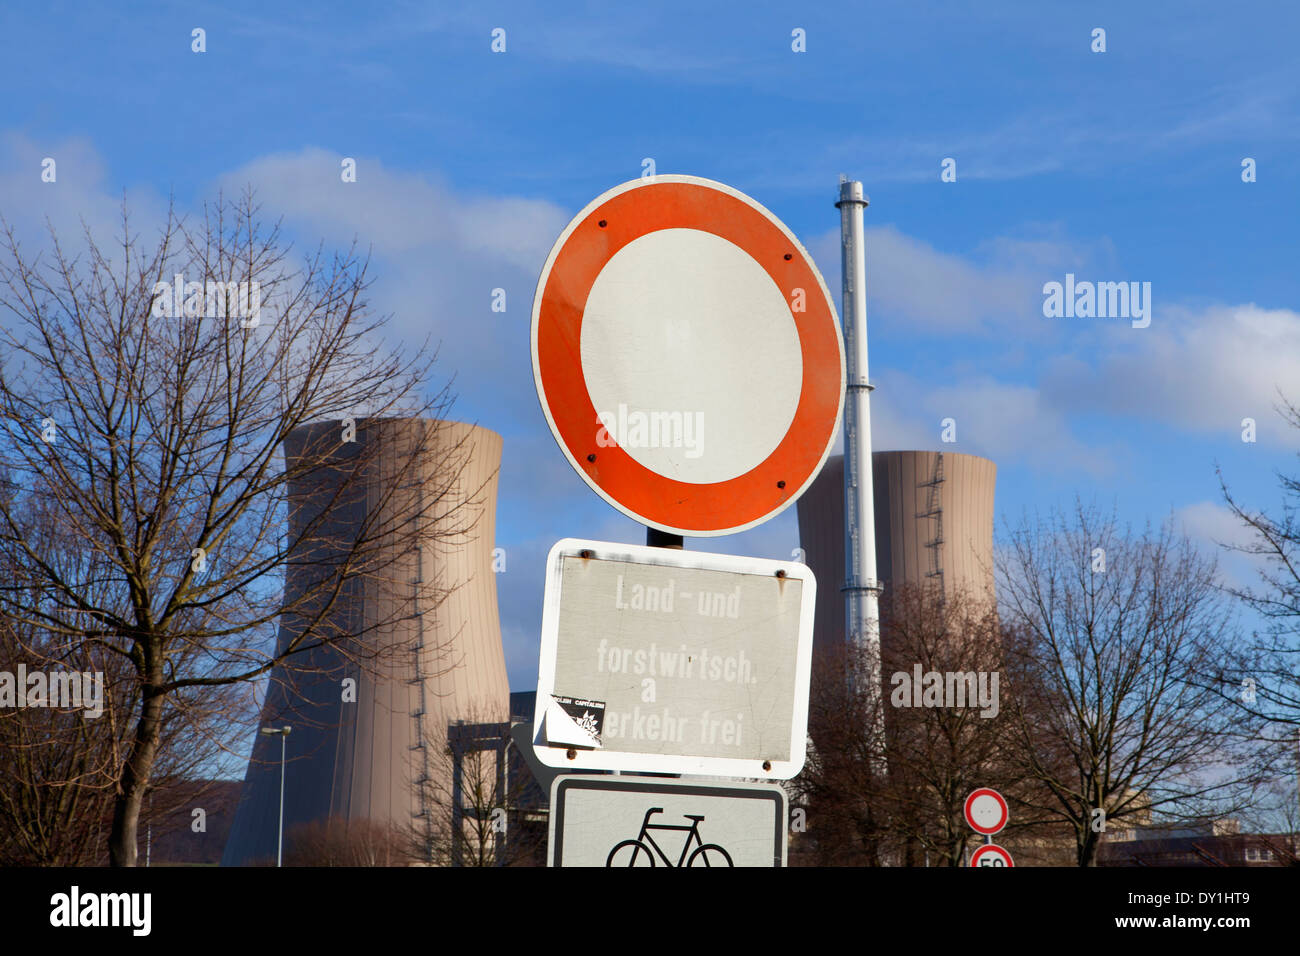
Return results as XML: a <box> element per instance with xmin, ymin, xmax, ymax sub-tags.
<box><xmin>796</xmin><ymin>450</ymin><xmax>996</xmax><ymax>655</ymax></box>
<box><xmin>221</xmin><ymin>418</ymin><xmax>510</xmax><ymax>866</ymax></box>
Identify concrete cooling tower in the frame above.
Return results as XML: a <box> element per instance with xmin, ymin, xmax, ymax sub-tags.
<box><xmin>796</xmin><ymin>450</ymin><xmax>996</xmax><ymax>655</ymax></box>
<box><xmin>222</xmin><ymin>418</ymin><xmax>510</xmax><ymax>866</ymax></box>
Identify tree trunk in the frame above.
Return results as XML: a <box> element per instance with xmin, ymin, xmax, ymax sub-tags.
<box><xmin>1077</xmin><ymin>827</ymin><xmax>1100</xmax><ymax>867</ymax></box>
<box><xmin>108</xmin><ymin>676</ymin><xmax>165</xmax><ymax>867</ymax></box>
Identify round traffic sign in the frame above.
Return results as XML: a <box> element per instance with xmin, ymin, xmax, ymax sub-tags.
<box><xmin>531</xmin><ymin>175</ymin><xmax>845</xmax><ymax>536</ymax></box>
<box><xmin>964</xmin><ymin>788</ymin><xmax>1008</xmax><ymax>835</ymax></box>
<box><xmin>970</xmin><ymin>844</ymin><xmax>1014</xmax><ymax>867</ymax></box>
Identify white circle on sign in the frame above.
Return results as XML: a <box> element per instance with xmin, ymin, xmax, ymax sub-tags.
<box><xmin>580</xmin><ymin>228</ymin><xmax>802</xmax><ymax>485</ymax></box>
<box><xmin>969</xmin><ymin>793</ymin><xmax>1004</xmax><ymax>830</ymax></box>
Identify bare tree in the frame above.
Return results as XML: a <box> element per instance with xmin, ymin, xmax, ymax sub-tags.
<box><xmin>878</xmin><ymin>583</ymin><xmax>1023</xmax><ymax>867</ymax></box>
<box><xmin>0</xmin><ymin>192</ymin><xmax>475</xmax><ymax>865</ymax></box>
<box><xmin>1217</xmin><ymin>393</ymin><xmax>1300</xmax><ymax>731</ymax></box>
<box><xmin>997</xmin><ymin>501</ymin><xmax>1272</xmax><ymax>866</ymax></box>
<box><xmin>405</xmin><ymin>709</ymin><xmax>546</xmax><ymax>867</ymax></box>
<box><xmin>792</xmin><ymin>583</ymin><xmax>1047</xmax><ymax>866</ymax></box>
<box><xmin>0</xmin><ymin>638</ymin><xmax>119</xmax><ymax>864</ymax></box>
<box><xmin>791</xmin><ymin>638</ymin><xmax>889</xmax><ymax>865</ymax></box>
<box><xmin>0</xmin><ymin>488</ymin><xmax>245</xmax><ymax>865</ymax></box>
<box><xmin>1235</xmin><ymin>734</ymin><xmax>1300</xmax><ymax>846</ymax></box>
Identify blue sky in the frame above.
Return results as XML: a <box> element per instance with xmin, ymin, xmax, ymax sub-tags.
<box><xmin>2</xmin><ymin>0</ymin><xmax>1298</xmax><ymax>691</ymax></box>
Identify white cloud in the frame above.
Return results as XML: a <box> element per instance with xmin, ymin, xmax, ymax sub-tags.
<box><xmin>1040</xmin><ymin>303</ymin><xmax>1300</xmax><ymax>443</ymax></box>
<box><xmin>806</xmin><ymin>224</ymin><xmax>1092</xmax><ymax>338</ymax></box>
<box><xmin>899</xmin><ymin>374</ymin><xmax>1112</xmax><ymax>476</ymax></box>
<box><xmin>801</xmin><ymin>214</ymin><xmax>1298</xmax><ymax>458</ymax></box>
<box><xmin>1174</xmin><ymin>500</ymin><xmax>1272</xmax><ymax>591</ymax></box>
<box><xmin>1176</xmin><ymin>500</ymin><xmax>1258</xmax><ymax>551</ymax></box>
<box><xmin>216</xmin><ymin>148</ymin><xmax>567</xmax><ymax>268</ymax></box>
<box><xmin>0</xmin><ymin>132</ymin><xmax>169</xmax><ymax>263</ymax></box>
<box><xmin>819</xmin><ymin>369</ymin><xmax>1109</xmax><ymax>478</ymax></box>
<box><xmin>212</xmin><ymin>147</ymin><xmax>574</xmax><ymax>441</ymax></box>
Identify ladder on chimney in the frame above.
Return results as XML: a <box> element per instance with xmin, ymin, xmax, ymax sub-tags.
<box><xmin>408</xmin><ymin>475</ymin><xmax>434</xmax><ymax>862</ymax></box>
<box><xmin>919</xmin><ymin>452</ymin><xmax>945</xmax><ymax>597</ymax></box>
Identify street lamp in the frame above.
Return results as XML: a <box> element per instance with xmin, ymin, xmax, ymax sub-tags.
<box><xmin>259</xmin><ymin>725</ymin><xmax>292</xmax><ymax>867</ymax></box>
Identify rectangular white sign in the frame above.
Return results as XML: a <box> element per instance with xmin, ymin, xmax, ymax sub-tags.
<box><xmin>532</xmin><ymin>538</ymin><xmax>815</xmax><ymax>778</ymax></box>
<box><xmin>549</xmin><ymin>774</ymin><xmax>788</xmax><ymax>868</ymax></box>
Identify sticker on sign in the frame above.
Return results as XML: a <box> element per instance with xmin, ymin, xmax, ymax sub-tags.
<box><xmin>532</xmin><ymin>538</ymin><xmax>816</xmax><ymax>778</ymax></box>
<box><xmin>544</xmin><ymin>696</ymin><xmax>606</xmax><ymax>748</ymax></box>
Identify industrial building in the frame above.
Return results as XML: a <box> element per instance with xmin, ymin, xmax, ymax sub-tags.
<box><xmin>796</xmin><ymin>450</ymin><xmax>997</xmax><ymax>654</ymax></box>
<box><xmin>221</xmin><ymin>418</ymin><xmax>511</xmax><ymax>866</ymax></box>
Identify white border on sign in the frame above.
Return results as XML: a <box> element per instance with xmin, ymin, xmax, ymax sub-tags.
<box><xmin>529</xmin><ymin>174</ymin><xmax>846</xmax><ymax>537</ymax></box>
<box><xmin>532</xmin><ymin>537</ymin><xmax>816</xmax><ymax>778</ymax></box>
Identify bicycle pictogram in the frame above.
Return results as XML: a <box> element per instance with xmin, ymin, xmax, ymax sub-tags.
<box><xmin>606</xmin><ymin>807</ymin><xmax>734</xmax><ymax>867</ymax></box>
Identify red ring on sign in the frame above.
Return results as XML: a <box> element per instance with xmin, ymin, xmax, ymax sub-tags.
<box><xmin>964</xmin><ymin>788</ymin><xmax>1009</xmax><ymax>835</ymax></box>
<box><xmin>969</xmin><ymin>844</ymin><xmax>1014</xmax><ymax>867</ymax></box>
<box><xmin>534</xmin><ymin>180</ymin><xmax>843</xmax><ymax>534</ymax></box>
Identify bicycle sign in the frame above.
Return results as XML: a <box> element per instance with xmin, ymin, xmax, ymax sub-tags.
<box><xmin>548</xmin><ymin>774</ymin><xmax>787</xmax><ymax>867</ymax></box>
<box><xmin>607</xmin><ymin>808</ymin><xmax>733</xmax><ymax>867</ymax></box>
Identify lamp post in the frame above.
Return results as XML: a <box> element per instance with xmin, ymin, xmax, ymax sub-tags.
<box><xmin>259</xmin><ymin>725</ymin><xmax>292</xmax><ymax>866</ymax></box>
